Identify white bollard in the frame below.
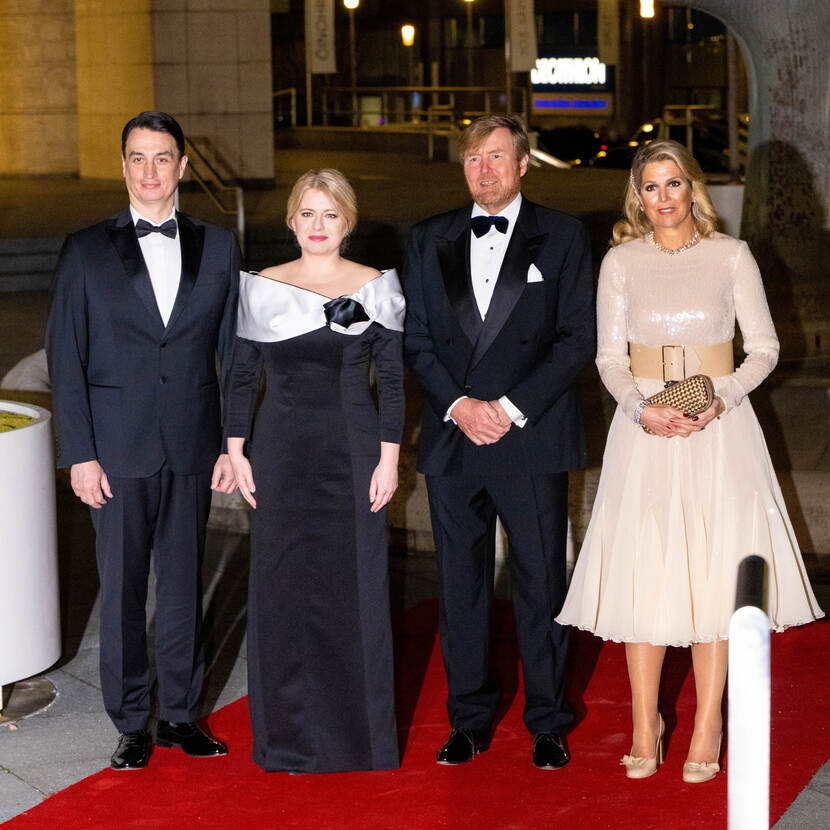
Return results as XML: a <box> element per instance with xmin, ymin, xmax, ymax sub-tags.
<box><xmin>727</xmin><ymin>604</ymin><xmax>770</xmax><ymax>829</ymax></box>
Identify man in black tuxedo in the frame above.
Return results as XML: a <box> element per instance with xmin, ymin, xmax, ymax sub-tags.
<box><xmin>404</xmin><ymin>114</ymin><xmax>595</xmax><ymax>768</ymax></box>
<box><xmin>46</xmin><ymin>112</ymin><xmax>240</xmax><ymax>770</ymax></box>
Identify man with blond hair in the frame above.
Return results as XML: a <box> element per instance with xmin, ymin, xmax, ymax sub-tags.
<box><xmin>404</xmin><ymin>114</ymin><xmax>595</xmax><ymax>769</ymax></box>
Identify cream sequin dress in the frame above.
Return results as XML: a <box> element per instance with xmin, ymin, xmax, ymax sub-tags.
<box><xmin>556</xmin><ymin>233</ymin><xmax>823</xmax><ymax>645</ymax></box>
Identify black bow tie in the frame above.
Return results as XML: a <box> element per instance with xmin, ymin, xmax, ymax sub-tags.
<box><xmin>324</xmin><ymin>296</ymin><xmax>370</xmax><ymax>329</ymax></box>
<box><xmin>135</xmin><ymin>218</ymin><xmax>178</xmax><ymax>239</ymax></box>
<box><xmin>471</xmin><ymin>214</ymin><xmax>509</xmax><ymax>238</ymax></box>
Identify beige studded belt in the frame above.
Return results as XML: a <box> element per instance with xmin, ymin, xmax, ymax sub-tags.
<box><xmin>628</xmin><ymin>341</ymin><xmax>734</xmax><ymax>382</ymax></box>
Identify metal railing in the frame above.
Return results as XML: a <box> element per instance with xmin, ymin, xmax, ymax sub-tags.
<box><xmin>274</xmin><ymin>87</ymin><xmax>297</xmax><ymax>127</ymax></box>
<box><xmin>318</xmin><ymin>85</ymin><xmax>529</xmax><ymax>132</ymax></box>
<box><xmin>183</xmin><ymin>138</ymin><xmax>246</xmax><ymax>255</ymax></box>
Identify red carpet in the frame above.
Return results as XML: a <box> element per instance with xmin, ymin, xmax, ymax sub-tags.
<box><xmin>5</xmin><ymin>601</ymin><xmax>828</xmax><ymax>829</ymax></box>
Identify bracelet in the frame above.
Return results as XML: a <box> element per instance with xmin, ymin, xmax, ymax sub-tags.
<box><xmin>633</xmin><ymin>400</ymin><xmax>648</xmax><ymax>424</ymax></box>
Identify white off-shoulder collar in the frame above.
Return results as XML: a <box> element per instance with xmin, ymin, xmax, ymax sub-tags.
<box><xmin>236</xmin><ymin>268</ymin><xmax>405</xmax><ymax>342</ymax></box>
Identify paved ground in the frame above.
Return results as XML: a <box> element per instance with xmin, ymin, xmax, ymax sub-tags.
<box><xmin>1</xmin><ymin>152</ymin><xmax>828</xmax><ymax>827</ymax></box>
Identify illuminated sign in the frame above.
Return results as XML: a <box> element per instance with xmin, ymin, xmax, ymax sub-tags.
<box><xmin>531</xmin><ymin>57</ymin><xmax>607</xmax><ymax>86</ymax></box>
<box><xmin>532</xmin><ymin>93</ymin><xmax>614</xmax><ymax>115</ymax></box>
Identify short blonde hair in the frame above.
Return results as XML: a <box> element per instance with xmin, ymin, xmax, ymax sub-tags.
<box><xmin>286</xmin><ymin>169</ymin><xmax>358</xmax><ymax>234</ymax></box>
<box><xmin>458</xmin><ymin>113</ymin><xmax>531</xmax><ymax>163</ymax></box>
<box><xmin>612</xmin><ymin>139</ymin><xmax>719</xmax><ymax>246</ymax></box>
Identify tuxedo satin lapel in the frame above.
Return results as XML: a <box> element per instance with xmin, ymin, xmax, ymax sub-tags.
<box><xmin>469</xmin><ymin>203</ymin><xmax>547</xmax><ymax>369</ymax></box>
<box><xmin>107</xmin><ymin>211</ymin><xmax>164</xmax><ymax>330</ymax></box>
<box><xmin>165</xmin><ymin>213</ymin><xmax>204</xmax><ymax>333</ymax></box>
<box><xmin>470</xmin><ymin>200</ymin><xmax>547</xmax><ymax>369</ymax></box>
<box><xmin>437</xmin><ymin>211</ymin><xmax>480</xmax><ymax>346</ymax></box>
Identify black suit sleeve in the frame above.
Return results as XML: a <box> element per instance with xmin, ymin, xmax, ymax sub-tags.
<box><xmin>45</xmin><ymin>234</ymin><xmax>97</xmax><ymax>468</ymax></box>
<box><xmin>505</xmin><ymin>220</ymin><xmax>596</xmax><ymax>423</ymax></box>
<box><xmin>403</xmin><ymin>222</ymin><xmax>465</xmax><ymax>417</ymax></box>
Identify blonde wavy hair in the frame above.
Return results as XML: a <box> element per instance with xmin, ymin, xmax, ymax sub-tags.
<box><xmin>286</xmin><ymin>168</ymin><xmax>358</xmax><ymax>235</ymax></box>
<box><xmin>611</xmin><ymin>139</ymin><xmax>719</xmax><ymax>246</ymax></box>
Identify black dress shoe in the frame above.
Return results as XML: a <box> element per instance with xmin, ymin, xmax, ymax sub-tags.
<box><xmin>532</xmin><ymin>733</ymin><xmax>570</xmax><ymax>769</ymax></box>
<box><xmin>111</xmin><ymin>729</ymin><xmax>152</xmax><ymax>770</ymax></box>
<box><xmin>436</xmin><ymin>728</ymin><xmax>487</xmax><ymax>765</ymax></box>
<box><xmin>156</xmin><ymin>720</ymin><xmax>228</xmax><ymax>757</ymax></box>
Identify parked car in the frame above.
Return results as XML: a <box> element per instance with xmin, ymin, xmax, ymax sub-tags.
<box><xmin>536</xmin><ymin>126</ymin><xmax>603</xmax><ymax>165</ymax></box>
<box><xmin>590</xmin><ymin>107</ymin><xmax>747</xmax><ymax>174</ymax></box>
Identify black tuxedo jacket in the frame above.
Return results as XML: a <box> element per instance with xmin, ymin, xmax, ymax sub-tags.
<box><xmin>403</xmin><ymin>197</ymin><xmax>595</xmax><ymax>477</ymax></box>
<box><xmin>46</xmin><ymin>209</ymin><xmax>240</xmax><ymax>478</ymax></box>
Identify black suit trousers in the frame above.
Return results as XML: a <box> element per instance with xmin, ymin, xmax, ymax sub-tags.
<box><xmin>90</xmin><ymin>466</ymin><xmax>212</xmax><ymax>732</ymax></box>
<box><xmin>426</xmin><ymin>470</ymin><xmax>573</xmax><ymax>736</ymax></box>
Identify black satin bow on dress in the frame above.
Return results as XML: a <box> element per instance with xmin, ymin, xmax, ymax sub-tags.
<box><xmin>323</xmin><ymin>296</ymin><xmax>370</xmax><ymax>328</ymax></box>
<box><xmin>470</xmin><ymin>214</ymin><xmax>509</xmax><ymax>238</ymax></box>
<box><xmin>135</xmin><ymin>218</ymin><xmax>178</xmax><ymax>239</ymax></box>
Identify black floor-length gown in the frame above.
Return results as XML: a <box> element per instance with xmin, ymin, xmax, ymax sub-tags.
<box><xmin>226</xmin><ymin>269</ymin><xmax>405</xmax><ymax>772</ymax></box>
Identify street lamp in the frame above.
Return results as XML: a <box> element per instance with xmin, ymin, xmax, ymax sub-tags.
<box><xmin>640</xmin><ymin>0</ymin><xmax>655</xmax><ymax>18</ymax></box>
<box><xmin>464</xmin><ymin>0</ymin><xmax>475</xmax><ymax>86</ymax></box>
<box><xmin>343</xmin><ymin>0</ymin><xmax>359</xmax><ymax>126</ymax></box>
<box><xmin>401</xmin><ymin>25</ymin><xmax>416</xmax><ymax>121</ymax></box>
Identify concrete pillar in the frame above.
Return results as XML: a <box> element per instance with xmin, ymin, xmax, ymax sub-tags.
<box><xmin>662</xmin><ymin>0</ymin><xmax>830</xmax><ymax>356</ymax></box>
<box><xmin>0</xmin><ymin>0</ymin><xmax>78</xmax><ymax>175</ymax></box>
<box><xmin>1</xmin><ymin>1</ymin><xmax>273</xmax><ymax>182</ymax></box>
<box><xmin>150</xmin><ymin>0</ymin><xmax>274</xmax><ymax>183</ymax></box>
<box><xmin>74</xmin><ymin>0</ymin><xmax>156</xmax><ymax>180</ymax></box>
<box><xmin>75</xmin><ymin>0</ymin><xmax>273</xmax><ymax>182</ymax></box>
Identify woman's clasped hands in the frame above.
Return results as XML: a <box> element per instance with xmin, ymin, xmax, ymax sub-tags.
<box><xmin>638</xmin><ymin>397</ymin><xmax>724</xmax><ymax>438</ymax></box>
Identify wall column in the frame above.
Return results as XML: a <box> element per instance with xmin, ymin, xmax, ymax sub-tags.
<box><xmin>662</xmin><ymin>0</ymin><xmax>830</xmax><ymax>356</ymax></box>
<box><xmin>0</xmin><ymin>0</ymin><xmax>77</xmax><ymax>175</ymax></box>
<box><xmin>75</xmin><ymin>0</ymin><xmax>155</xmax><ymax>179</ymax></box>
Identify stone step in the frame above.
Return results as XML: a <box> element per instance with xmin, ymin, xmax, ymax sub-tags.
<box><xmin>0</xmin><ymin>238</ymin><xmax>63</xmax><ymax>292</ymax></box>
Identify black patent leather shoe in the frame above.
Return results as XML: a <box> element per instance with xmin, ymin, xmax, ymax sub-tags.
<box><xmin>436</xmin><ymin>728</ymin><xmax>488</xmax><ymax>765</ymax></box>
<box><xmin>532</xmin><ymin>733</ymin><xmax>570</xmax><ymax>769</ymax></box>
<box><xmin>111</xmin><ymin>729</ymin><xmax>152</xmax><ymax>770</ymax></box>
<box><xmin>156</xmin><ymin>720</ymin><xmax>228</xmax><ymax>757</ymax></box>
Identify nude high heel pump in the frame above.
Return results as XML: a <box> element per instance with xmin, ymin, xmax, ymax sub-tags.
<box><xmin>621</xmin><ymin>715</ymin><xmax>665</xmax><ymax>779</ymax></box>
<box><xmin>682</xmin><ymin>734</ymin><xmax>722</xmax><ymax>784</ymax></box>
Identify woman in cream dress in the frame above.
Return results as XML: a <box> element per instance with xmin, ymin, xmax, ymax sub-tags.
<box><xmin>556</xmin><ymin>141</ymin><xmax>823</xmax><ymax>783</ymax></box>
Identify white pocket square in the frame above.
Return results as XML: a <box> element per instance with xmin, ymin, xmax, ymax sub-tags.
<box><xmin>526</xmin><ymin>263</ymin><xmax>544</xmax><ymax>283</ymax></box>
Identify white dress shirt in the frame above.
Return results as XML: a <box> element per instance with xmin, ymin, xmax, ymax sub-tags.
<box><xmin>469</xmin><ymin>193</ymin><xmax>522</xmax><ymax>318</ymax></box>
<box><xmin>130</xmin><ymin>206</ymin><xmax>181</xmax><ymax>327</ymax></box>
<box><xmin>446</xmin><ymin>193</ymin><xmax>527</xmax><ymax>428</ymax></box>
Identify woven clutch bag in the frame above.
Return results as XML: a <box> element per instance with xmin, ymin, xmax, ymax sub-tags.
<box><xmin>641</xmin><ymin>374</ymin><xmax>715</xmax><ymax>434</ymax></box>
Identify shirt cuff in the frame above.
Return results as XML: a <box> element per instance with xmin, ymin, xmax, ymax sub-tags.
<box><xmin>499</xmin><ymin>395</ymin><xmax>527</xmax><ymax>428</ymax></box>
<box><xmin>444</xmin><ymin>396</ymin><xmax>468</xmax><ymax>424</ymax></box>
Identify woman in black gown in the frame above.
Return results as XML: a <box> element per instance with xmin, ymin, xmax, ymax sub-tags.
<box><xmin>225</xmin><ymin>169</ymin><xmax>405</xmax><ymax>773</ymax></box>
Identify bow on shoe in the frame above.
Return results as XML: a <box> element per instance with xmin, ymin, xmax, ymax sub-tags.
<box><xmin>324</xmin><ymin>296</ymin><xmax>370</xmax><ymax>328</ymax></box>
<box><xmin>135</xmin><ymin>218</ymin><xmax>178</xmax><ymax>239</ymax></box>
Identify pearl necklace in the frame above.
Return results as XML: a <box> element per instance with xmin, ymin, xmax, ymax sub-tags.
<box><xmin>648</xmin><ymin>230</ymin><xmax>700</xmax><ymax>255</ymax></box>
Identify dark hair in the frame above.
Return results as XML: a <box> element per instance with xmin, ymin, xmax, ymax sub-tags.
<box><xmin>458</xmin><ymin>113</ymin><xmax>531</xmax><ymax>163</ymax></box>
<box><xmin>121</xmin><ymin>111</ymin><xmax>186</xmax><ymax>157</ymax></box>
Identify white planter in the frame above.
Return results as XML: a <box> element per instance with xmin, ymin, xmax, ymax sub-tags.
<box><xmin>0</xmin><ymin>401</ymin><xmax>60</xmax><ymax>689</ymax></box>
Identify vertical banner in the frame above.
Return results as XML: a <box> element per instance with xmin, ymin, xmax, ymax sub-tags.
<box><xmin>597</xmin><ymin>0</ymin><xmax>620</xmax><ymax>66</ymax></box>
<box><xmin>305</xmin><ymin>0</ymin><xmax>336</xmax><ymax>75</ymax></box>
<box><xmin>508</xmin><ymin>0</ymin><xmax>538</xmax><ymax>72</ymax></box>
